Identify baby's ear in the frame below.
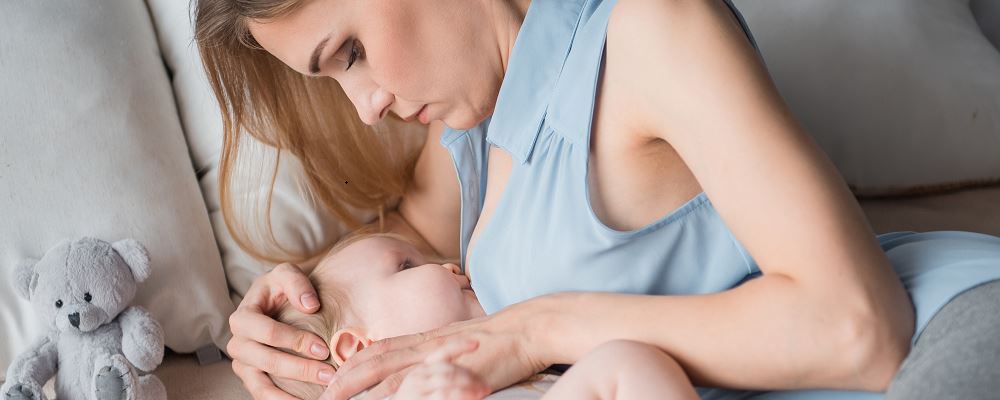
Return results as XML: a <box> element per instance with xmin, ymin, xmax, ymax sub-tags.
<box><xmin>111</xmin><ymin>239</ymin><xmax>151</xmax><ymax>282</ymax></box>
<box><xmin>13</xmin><ymin>258</ymin><xmax>39</xmax><ymax>300</ymax></box>
<box><xmin>330</xmin><ymin>328</ymin><xmax>373</xmax><ymax>366</ymax></box>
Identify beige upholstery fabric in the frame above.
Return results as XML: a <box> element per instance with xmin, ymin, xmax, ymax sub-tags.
<box><xmin>158</xmin><ymin>354</ymin><xmax>249</xmax><ymax>400</ymax></box>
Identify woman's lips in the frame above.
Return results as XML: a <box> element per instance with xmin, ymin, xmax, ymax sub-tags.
<box><xmin>401</xmin><ymin>104</ymin><xmax>426</xmax><ymax>123</ymax></box>
<box><xmin>417</xmin><ymin>104</ymin><xmax>431</xmax><ymax>124</ymax></box>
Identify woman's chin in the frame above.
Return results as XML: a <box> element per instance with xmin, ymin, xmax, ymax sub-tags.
<box><xmin>443</xmin><ymin>112</ymin><xmax>489</xmax><ymax>131</ymax></box>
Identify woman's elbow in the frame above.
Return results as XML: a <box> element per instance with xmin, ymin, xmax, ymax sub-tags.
<box><xmin>835</xmin><ymin>303</ymin><xmax>913</xmax><ymax>392</ymax></box>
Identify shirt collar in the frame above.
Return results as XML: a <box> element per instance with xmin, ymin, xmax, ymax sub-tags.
<box><xmin>485</xmin><ymin>0</ymin><xmax>588</xmax><ymax>164</ymax></box>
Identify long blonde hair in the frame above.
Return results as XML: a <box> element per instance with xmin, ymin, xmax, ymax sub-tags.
<box><xmin>194</xmin><ymin>0</ymin><xmax>422</xmax><ymax>264</ymax></box>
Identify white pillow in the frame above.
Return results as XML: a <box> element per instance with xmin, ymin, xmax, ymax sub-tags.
<box><xmin>0</xmin><ymin>0</ymin><xmax>234</xmax><ymax>377</ymax></box>
<box><xmin>734</xmin><ymin>0</ymin><xmax>1000</xmax><ymax>196</ymax></box>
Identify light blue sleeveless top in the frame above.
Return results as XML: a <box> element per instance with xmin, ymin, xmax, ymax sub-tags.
<box><xmin>439</xmin><ymin>1</ymin><xmax>1000</xmax><ymax>398</ymax></box>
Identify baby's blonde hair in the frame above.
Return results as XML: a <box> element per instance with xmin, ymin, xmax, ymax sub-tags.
<box><xmin>269</xmin><ymin>231</ymin><xmax>450</xmax><ymax>399</ymax></box>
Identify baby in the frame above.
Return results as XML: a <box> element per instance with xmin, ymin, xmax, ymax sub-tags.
<box><xmin>270</xmin><ymin>232</ymin><xmax>700</xmax><ymax>399</ymax></box>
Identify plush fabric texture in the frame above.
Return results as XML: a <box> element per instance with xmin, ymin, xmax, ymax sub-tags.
<box><xmin>0</xmin><ymin>0</ymin><xmax>234</xmax><ymax>378</ymax></box>
<box><xmin>1</xmin><ymin>238</ymin><xmax>166</xmax><ymax>400</ymax></box>
<box><xmin>734</xmin><ymin>0</ymin><xmax>1000</xmax><ymax>196</ymax></box>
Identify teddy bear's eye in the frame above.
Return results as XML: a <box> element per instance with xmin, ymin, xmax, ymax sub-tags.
<box><xmin>55</xmin><ymin>299</ymin><xmax>63</xmax><ymax>308</ymax></box>
<box><xmin>84</xmin><ymin>293</ymin><xmax>92</xmax><ymax>302</ymax></box>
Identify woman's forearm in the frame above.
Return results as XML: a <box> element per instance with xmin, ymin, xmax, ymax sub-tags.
<box><xmin>536</xmin><ymin>274</ymin><xmax>909</xmax><ymax>393</ymax></box>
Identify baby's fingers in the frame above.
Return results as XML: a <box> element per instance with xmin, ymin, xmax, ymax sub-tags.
<box><xmin>424</xmin><ymin>367</ymin><xmax>490</xmax><ymax>400</ymax></box>
<box><xmin>424</xmin><ymin>339</ymin><xmax>479</xmax><ymax>364</ymax></box>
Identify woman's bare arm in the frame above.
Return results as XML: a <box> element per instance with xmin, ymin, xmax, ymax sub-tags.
<box><xmin>573</xmin><ymin>0</ymin><xmax>915</xmax><ymax>391</ymax></box>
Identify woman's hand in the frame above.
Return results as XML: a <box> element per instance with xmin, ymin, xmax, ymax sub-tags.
<box><xmin>320</xmin><ymin>297</ymin><xmax>564</xmax><ymax>400</ymax></box>
<box><xmin>393</xmin><ymin>339</ymin><xmax>491</xmax><ymax>400</ymax></box>
<box><xmin>227</xmin><ymin>263</ymin><xmax>337</xmax><ymax>400</ymax></box>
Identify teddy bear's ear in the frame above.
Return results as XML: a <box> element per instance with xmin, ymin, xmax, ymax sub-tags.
<box><xmin>12</xmin><ymin>258</ymin><xmax>39</xmax><ymax>300</ymax></box>
<box><xmin>111</xmin><ymin>239</ymin><xmax>151</xmax><ymax>283</ymax></box>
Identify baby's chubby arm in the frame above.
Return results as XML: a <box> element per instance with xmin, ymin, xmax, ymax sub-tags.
<box><xmin>1</xmin><ymin>334</ymin><xmax>59</xmax><ymax>399</ymax></box>
<box><xmin>118</xmin><ymin>306</ymin><xmax>165</xmax><ymax>372</ymax></box>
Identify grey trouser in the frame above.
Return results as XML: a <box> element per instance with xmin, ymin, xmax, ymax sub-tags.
<box><xmin>886</xmin><ymin>279</ymin><xmax>1000</xmax><ymax>400</ymax></box>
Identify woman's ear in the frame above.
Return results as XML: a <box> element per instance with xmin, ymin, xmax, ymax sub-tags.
<box><xmin>330</xmin><ymin>328</ymin><xmax>373</xmax><ymax>366</ymax></box>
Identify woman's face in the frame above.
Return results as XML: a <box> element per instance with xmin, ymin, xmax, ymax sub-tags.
<box><xmin>248</xmin><ymin>0</ymin><xmax>507</xmax><ymax>130</ymax></box>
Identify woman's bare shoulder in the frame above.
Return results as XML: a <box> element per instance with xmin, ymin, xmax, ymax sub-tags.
<box><xmin>396</xmin><ymin>121</ymin><xmax>462</xmax><ymax>259</ymax></box>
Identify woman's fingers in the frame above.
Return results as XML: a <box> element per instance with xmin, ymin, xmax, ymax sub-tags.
<box><xmin>229</xmin><ymin>336</ymin><xmax>336</xmax><ymax>386</ymax></box>
<box><xmin>268</xmin><ymin>263</ymin><xmax>322</xmax><ymax>313</ymax></box>
<box><xmin>228</xmin><ymin>263</ymin><xmax>330</xmax><ymax>397</ymax></box>
<box><xmin>229</xmin><ymin>307</ymin><xmax>329</xmax><ymax>360</ymax></box>
<box><xmin>351</xmin><ymin>366</ymin><xmax>414</xmax><ymax>400</ymax></box>
<box><xmin>423</xmin><ymin>339</ymin><xmax>479</xmax><ymax>364</ymax></box>
<box><xmin>321</xmin><ymin>336</ymin><xmax>438</xmax><ymax>400</ymax></box>
<box><xmin>232</xmin><ymin>359</ymin><xmax>300</xmax><ymax>400</ymax></box>
<box><xmin>339</xmin><ymin>331</ymin><xmax>440</xmax><ymax>371</ymax></box>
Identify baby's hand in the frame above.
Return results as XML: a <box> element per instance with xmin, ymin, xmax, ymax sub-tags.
<box><xmin>393</xmin><ymin>339</ymin><xmax>490</xmax><ymax>400</ymax></box>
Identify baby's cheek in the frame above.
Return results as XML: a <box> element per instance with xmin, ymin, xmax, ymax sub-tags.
<box><xmin>387</xmin><ymin>282</ymin><xmax>468</xmax><ymax>335</ymax></box>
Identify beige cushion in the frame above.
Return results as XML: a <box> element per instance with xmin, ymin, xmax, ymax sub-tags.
<box><xmin>0</xmin><ymin>0</ymin><xmax>233</xmax><ymax>376</ymax></box>
<box><xmin>735</xmin><ymin>0</ymin><xmax>1000</xmax><ymax>196</ymax></box>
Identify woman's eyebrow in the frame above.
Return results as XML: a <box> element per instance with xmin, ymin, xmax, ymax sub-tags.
<box><xmin>308</xmin><ymin>35</ymin><xmax>331</xmax><ymax>75</ymax></box>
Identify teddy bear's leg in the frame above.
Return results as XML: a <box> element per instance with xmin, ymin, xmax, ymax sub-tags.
<box><xmin>92</xmin><ymin>354</ymin><xmax>138</xmax><ymax>400</ymax></box>
<box><xmin>135</xmin><ymin>375</ymin><xmax>166</xmax><ymax>400</ymax></box>
<box><xmin>2</xmin><ymin>382</ymin><xmax>47</xmax><ymax>400</ymax></box>
<box><xmin>2</xmin><ymin>336</ymin><xmax>56</xmax><ymax>400</ymax></box>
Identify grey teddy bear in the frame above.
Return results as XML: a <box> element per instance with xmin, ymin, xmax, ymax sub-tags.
<box><xmin>1</xmin><ymin>237</ymin><xmax>166</xmax><ymax>400</ymax></box>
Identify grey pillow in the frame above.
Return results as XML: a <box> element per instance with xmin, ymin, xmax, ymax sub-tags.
<box><xmin>735</xmin><ymin>0</ymin><xmax>1000</xmax><ymax>197</ymax></box>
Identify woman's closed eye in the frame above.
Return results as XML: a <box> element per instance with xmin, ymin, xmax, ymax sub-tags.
<box><xmin>342</xmin><ymin>38</ymin><xmax>364</xmax><ymax>71</ymax></box>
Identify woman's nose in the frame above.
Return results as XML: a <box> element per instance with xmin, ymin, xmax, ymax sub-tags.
<box><xmin>338</xmin><ymin>75</ymin><xmax>393</xmax><ymax>125</ymax></box>
<box><xmin>368</xmin><ymin>87</ymin><xmax>393</xmax><ymax>122</ymax></box>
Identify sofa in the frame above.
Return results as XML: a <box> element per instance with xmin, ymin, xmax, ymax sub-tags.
<box><xmin>1</xmin><ymin>0</ymin><xmax>998</xmax><ymax>399</ymax></box>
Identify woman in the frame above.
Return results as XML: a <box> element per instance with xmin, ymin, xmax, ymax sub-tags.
<box><xmin>196</xmin><ymin>0</ymin><xmax>1000</xmax><ymax>399</ymax></box>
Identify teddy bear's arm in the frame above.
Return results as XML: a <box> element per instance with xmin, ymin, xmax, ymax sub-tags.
<box><xmin>2</xmin><ymin>334</ymin><xmax>58</xmax><ymax>394</ymax></box>
<box><xmin>118</xmin><ymin>306</ymin><xmax>165</xmax><ymax>372</ymax></box>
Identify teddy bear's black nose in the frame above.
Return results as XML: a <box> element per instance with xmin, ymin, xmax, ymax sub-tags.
<box><xmin>68</xmin><ymin>312</ymin><xmax>80</xmax><ymax>328</ymax></box>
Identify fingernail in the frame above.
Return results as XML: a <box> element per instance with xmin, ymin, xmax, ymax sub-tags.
<box><xmin>301</xmin><ymin>293</ymin><xmax>320</xmax><ymax>310</ymax></box>
<box><xmin>311</xmin><ymin>342</ymin><xmax>329</xmax><ymax>358</ymax></box>
<box><xmin>318</xmin><ymin>368</ymin><xmax>335</xmax><ymax>384</ymax></box>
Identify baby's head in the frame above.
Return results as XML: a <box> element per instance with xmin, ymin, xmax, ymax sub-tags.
<box><xmin>270</xmin><ymin>232</ymin><xmax>483</xmax><ymax>399</ymax></box>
